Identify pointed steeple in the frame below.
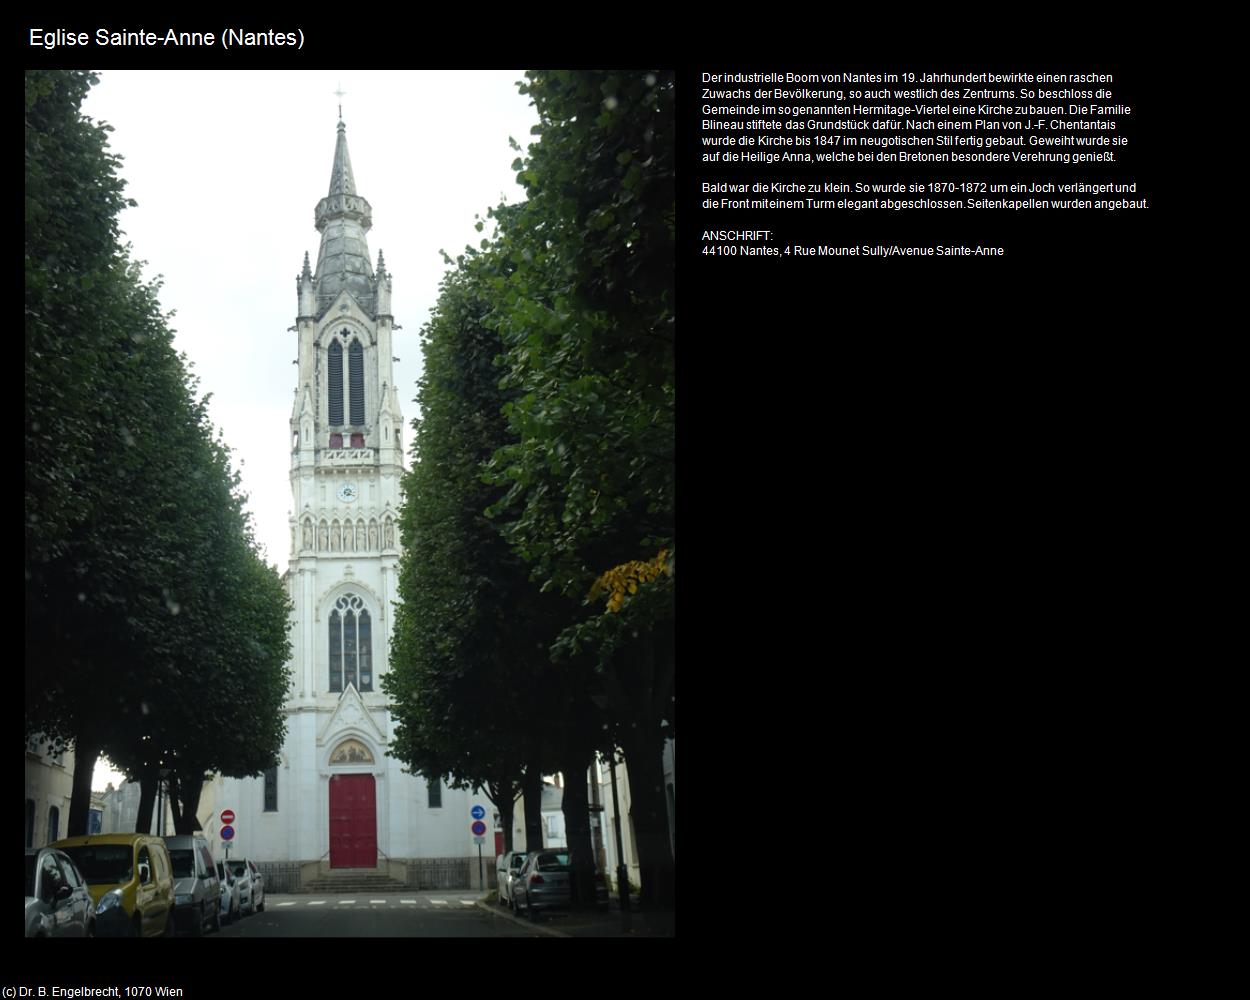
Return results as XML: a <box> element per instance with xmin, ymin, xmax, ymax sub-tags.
<box><xmin>327</xmin><ymin>121</ymin><xmax>357</xmax><ymax>196</ymax></box>
<box><xmin>312</xmin><ymin>120</ymin><xmax>375</xmax><ymax>318</ymax></box>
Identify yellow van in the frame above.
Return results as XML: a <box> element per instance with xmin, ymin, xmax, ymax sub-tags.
<box><xmin>51</xmin><ymin>833</ymin><xmax>176</xmax><ymax>937</ymax></box>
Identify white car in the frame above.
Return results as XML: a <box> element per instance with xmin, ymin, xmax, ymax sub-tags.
<box><xmin>216</xmin><ymin>860</ymin><xmax>240</xmax><ymax>924</ymax></box>
<box><xmin>26</xmin><ymin>848</ymin><xmax>95</xmax><ymax>937</ymax></box>
<box><xmin>496</xmin><ymin>850</ymin><xmax>527</xmax><ymax>907</ymax></box>
<box><xmin>246</xmin><ymin>859</ymin><xmax>265</xmax><ymax>913</ymax></box>
<box><xmin>225</xmin><ymin>859</ymin><xmax>254</xmax><ymax>915</ymax></box>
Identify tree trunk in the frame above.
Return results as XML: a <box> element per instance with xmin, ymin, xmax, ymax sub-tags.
<box><xmin>560</xmin><ymin>752</ymin><xmax>596</xmax><ymax>908</ymax></box>
<box><xmin>134</xmin><ymin>772</ymin><xmax>156</xmax><ymax>835</ymax></box>
<box><xmin>487</xmin><ymin>777</ymin><xmax>519</xmax><ymax>855</ymax></box>
<box><xmin>522</xmin><ymin>764</ymin><xmax>544</xmax><ymax>851</ymax></box>
<box><xmin>66</xmin><ymin>734</ymin><xmax>100</xmax><ymax>838</ymax></box>
<box><xmin>173</xmin><ymin>771</ymin><xmax>205</xmax><ymax>834</ymax></box>
<box><xmin>619</xmin><ymin>730</ymin><xmax>675</xmax><ymax>911</ymax></box>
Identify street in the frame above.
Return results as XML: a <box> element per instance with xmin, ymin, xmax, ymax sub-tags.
<box><xmin>214</xmin><ymin>892</ymin><xmax>540</xmax><ymax>937</ymax></box>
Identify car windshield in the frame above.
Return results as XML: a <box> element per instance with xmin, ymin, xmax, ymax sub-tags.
<box><xmin>24</xmin><ymin>854</ymin><xmax>37</xmax><ymax>897</ymax></box>
<box><xmin>169</xmin><ymin>849</ymin><xmax>195</xmax><ymax>879</ymax></box>
<box><xmin>226</xmin><ymin>860</ymin><xmax>247</xmax><ymax>877</ymax></box>
<box><xmin>59</xmin><ymin>845</ymin><xmax>133</xmax><ymax>885</ymax></box>
<box><xmin>535</xmin><ymin>852</ymin><xmax>570</xmax><ymax>872</ymax></box>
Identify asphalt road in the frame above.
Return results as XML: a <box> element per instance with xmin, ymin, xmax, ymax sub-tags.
<box><xmin>214</xmin><ymin>892</ymin><xmax>539</xmax><ymax>937</ymax></box>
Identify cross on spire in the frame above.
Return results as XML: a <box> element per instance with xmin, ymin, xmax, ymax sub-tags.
<box><xmin>334</xmin><ymin>82</ymin><xmax>346</xmax><ymax>121</ymax></box>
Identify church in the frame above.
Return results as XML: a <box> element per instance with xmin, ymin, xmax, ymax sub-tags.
<box><xmin>206</xmin><ymin>120</ymin><xmax>483</xmax><ymax>891</ymax></box>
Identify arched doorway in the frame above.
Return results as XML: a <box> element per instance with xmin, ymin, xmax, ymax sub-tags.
<box><xmin>328</xmin><ymin>739</ymin><xmax>377</xmax><ymax>869</ymax></box>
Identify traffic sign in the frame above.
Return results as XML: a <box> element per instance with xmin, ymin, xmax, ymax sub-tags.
<box><xmin>474</xmin><ymin>837</ymin><xmax>486</xmax><ymax>845</ymax></box>
<box><xmin>471</xmin><ymin>804</ymin><xmax>486</xmax><ymax>820</ymax></box>
<box><xmin>471</xmin><ymin>820</ymin><xmax>487</xmax><ymax>837</ymax></box>
<box><xmin>221</xmin><ymin>825</ymin><xmax>235</xmax><ymax>841</ymax></box>
<box><xmin>220</xmin><ymin>809</ymin><xmax>235</xmax><ymax>825</ymax></box>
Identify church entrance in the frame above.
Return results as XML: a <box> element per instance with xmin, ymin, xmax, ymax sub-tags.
<box><xmin>329</xmin><ymin>773</ymin><xmax>377</xmax><ymax>868</ymax></box>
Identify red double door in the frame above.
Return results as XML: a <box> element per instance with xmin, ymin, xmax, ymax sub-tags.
<box><xmin>329</xmin><ymin>774</ymin><xmax>377</xmax><ymax>869</ymax></box>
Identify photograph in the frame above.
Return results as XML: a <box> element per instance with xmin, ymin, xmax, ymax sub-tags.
<box><xmin>26</xmin><ymin>67</ymin><xmax>677</xmax><ymax>946</ymax></box>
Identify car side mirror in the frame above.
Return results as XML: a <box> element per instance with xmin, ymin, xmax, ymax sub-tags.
<box><xmin>55</xmin><ymin>884</ymin><xmax>72</xmax><ymax>903</ymax></box>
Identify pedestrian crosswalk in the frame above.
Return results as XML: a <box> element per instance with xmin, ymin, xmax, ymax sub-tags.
<box><xmin>273</xmin><ymin>896</ymin><xmax>482</xmax><ymax>909</ymax></box>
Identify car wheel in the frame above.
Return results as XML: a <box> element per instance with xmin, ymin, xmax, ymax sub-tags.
<box><xmin>164</xmin><ymin>911</ymin><xmax>176</xmax><ymax>938</ymax></box>
<box><xmin>211</xmin><ymin>904</ymin><xmax>222</xmax><ymax>934</ymax></box>
<box><xmin>189</xmin><ymin>902</ymin><xmax>204</xmax><ymax>937</ymax></box>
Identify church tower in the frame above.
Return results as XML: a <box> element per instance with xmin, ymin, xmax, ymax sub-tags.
<box><xmin>212</xmin><ymin>121</ymin><xmax>477</xmax><ymax>887</ymax></box>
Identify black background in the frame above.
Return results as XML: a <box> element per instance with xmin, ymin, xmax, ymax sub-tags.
<box><xmin>24</xmin><ymin>15</ymin><xmax>1183</xmax><ymax>972</ymax></box>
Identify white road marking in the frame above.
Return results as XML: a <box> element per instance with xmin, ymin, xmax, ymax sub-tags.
<box><xmin>308</xmin><ymin>901</ymin><xmax>325</xmax><ymax>906</ymax></box>
<box><xmin>401</xmin><ymin>899</ymin><xmax>417</xmax><ymax>904</ymax></box>
<box><xmin>370</xmin><ymin>899</ymin><xmax>386</xmax><ymax>904</ymax></box>
<box><xmin>337</xmin><ymin>899</ymin><xmax>356</xmax><ymax>905</ymax></box>
<box><xmin>431</xmin><ymin>899</ymin><xmax>448</xmax><ymax>906</ymax></box>
<box><xmin>277</xmin><ymin>902</ymin><xmax>297</xmax><ymax>907</ymax></box>
<box><xmin>460</xmin><ymin>900</ymin><xmax>476</xmax><ymax>906</ymax></box>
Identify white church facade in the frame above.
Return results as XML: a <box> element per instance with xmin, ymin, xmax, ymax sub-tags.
<box><xmin>210</xmin><ymin>121</ymin><xmax>482</xmax><ymax>890</ymax></box>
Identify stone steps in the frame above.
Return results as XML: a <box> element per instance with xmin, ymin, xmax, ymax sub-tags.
<box><xmin>299</xmin><ymin>870</ymin><xmax>411</xmax><ymax>894</ymax></box>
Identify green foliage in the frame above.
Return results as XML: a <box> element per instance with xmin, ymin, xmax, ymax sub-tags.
<box><xmin>484</xmin><ymin>71</ymin><xmax>675</xmax><ymax>650</ymax></box>
<box><xmin>385</xmin><ymin>256</ymin><xmax>566</xmax><ymax>798</ymax></box>
<box><xmin>389</xmin><ymin>70</ymin><xmax>675</xmax><ymax>907</ymax></box>
<box><xmin>24</xmin><ymin>70</ymin><xmax>291</xmax><ymax>827</ymax></box>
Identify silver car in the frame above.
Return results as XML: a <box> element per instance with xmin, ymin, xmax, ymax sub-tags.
<box><xmin>25</xmin><ymin>848</ymin><xmax>95</xmax><ymax>937</ymax></box>
<box><xmin>511</xmin><ymin>850</ymin><xmax>573</xmax><ymax>918</ymax></box>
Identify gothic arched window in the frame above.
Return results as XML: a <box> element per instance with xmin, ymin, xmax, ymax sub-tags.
<box><xmin>329</xmin><ymin>593</ymin><xmax>372</xmax><ymax>693</ymax></box>
<box><xmin>327</xmin><ymin>340</ymin><xmax>344</xmax><ymax>425</ymax></box>
<box><xmin>349</xmin><ymin>340</ymin><xmax>365</xmax><ymax>426</ymax></box>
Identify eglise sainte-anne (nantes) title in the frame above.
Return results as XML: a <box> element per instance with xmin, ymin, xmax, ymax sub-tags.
<box><xmin>29</xmin><ymin>27</ymin><xmax>303</xmax><ymax>49</ymax></box>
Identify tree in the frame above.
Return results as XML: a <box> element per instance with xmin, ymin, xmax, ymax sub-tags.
<box><xmin>384</xmin><ymin>254</ymin><xmax>569</xmax><ymax>854</ymax></box>
<box><xmin>25</xmin><ymin>70</ymin><xmax>290</xmax><ymax>835</ymax></box>
<box><xmin>484</xmin><ymin>70</ymin><xmax>676</xmax><ymax>908</ymax></box>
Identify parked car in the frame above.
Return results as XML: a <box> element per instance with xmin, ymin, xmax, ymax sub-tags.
<box><xmin>511</xmin><ymin>849</ymin><xmax>611</xmax><ymax>917</ymax></box>
<box><xmin>25</xmin><ymin>847</ymin><xmax>95</xmax><ymax>937</ymax></box>
<box><xmin>216</xmin><ymin>860</ymin><xmax>240</xmax><ymax>925</ymax></box>
<box><xmin>246</xmin><ymin>859</ymin><xmax>265</xmax><ymax>913</ymax></box>
<box><xmin>496</xmin><ymin>850</ymin><xmax>527</xmax><ymax>907</ymax></box>
<box><xmin>225</xmin><ymin>859</ymin><xmax>253</xmax><ymax>915</ymax></box>
<box><xmin>165</xmin><ymin>834</ymin><xmax>221</xmax><ymax>936</ymax></box>
<box><xmin>52</xmin><ymin>833</ymin><xmax>176</xmax><ymax>937</ymax></box>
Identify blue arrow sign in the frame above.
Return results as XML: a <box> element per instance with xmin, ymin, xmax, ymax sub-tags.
<box><xmin>471</xmin><ymin>805</ymin><xmax>486</xmax><ymax>820</ymax></box>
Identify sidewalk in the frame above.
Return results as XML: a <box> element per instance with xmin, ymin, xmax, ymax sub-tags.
<box><xmin>476</xmin><ymin>893</ymin><xmax>674</xmax><ymax>937</ymax></box>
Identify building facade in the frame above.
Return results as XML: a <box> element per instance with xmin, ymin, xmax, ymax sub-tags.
<box><xmin>216</xmin><ymin>121</ymin><xmax>477</xmax><ymax>885</ymax></box>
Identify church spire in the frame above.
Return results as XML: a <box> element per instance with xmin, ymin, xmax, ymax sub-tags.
<box><xmin>327</xmin><ymin>120</ymin><xmax>357</xmax><ymax>197</ymax></box>
<box><xmin>312</xmin><ymin>120</ymin><xmax>374</xmax><ymax>318</ymax></box>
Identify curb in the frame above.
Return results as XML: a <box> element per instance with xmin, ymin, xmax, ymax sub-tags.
<box><xmin>474</xmin><ymin>895</ymin><xmax>568</xmax><ymax>938</ymax></box>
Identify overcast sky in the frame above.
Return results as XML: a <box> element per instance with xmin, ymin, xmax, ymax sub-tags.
<box><xmin>79</xmin><ymin>70</ymin><xmax>541</xmax><ymax>787</ymax></box>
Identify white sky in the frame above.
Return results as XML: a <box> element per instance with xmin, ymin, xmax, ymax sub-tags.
<box><xmin>79</xmin><ymin>70</ymin><xmax>541</xmax><ymax>788</ymax></box>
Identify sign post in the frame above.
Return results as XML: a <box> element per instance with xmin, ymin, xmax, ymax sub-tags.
<box><xmin>471</xmin><ymin>813</ymin><xmax>488</xmax><ymax>889</ymax></box>
<box><xmin>220</xmin><ymin>810</ymin><xmax>236</xmax><ymax>860</ymax></box>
